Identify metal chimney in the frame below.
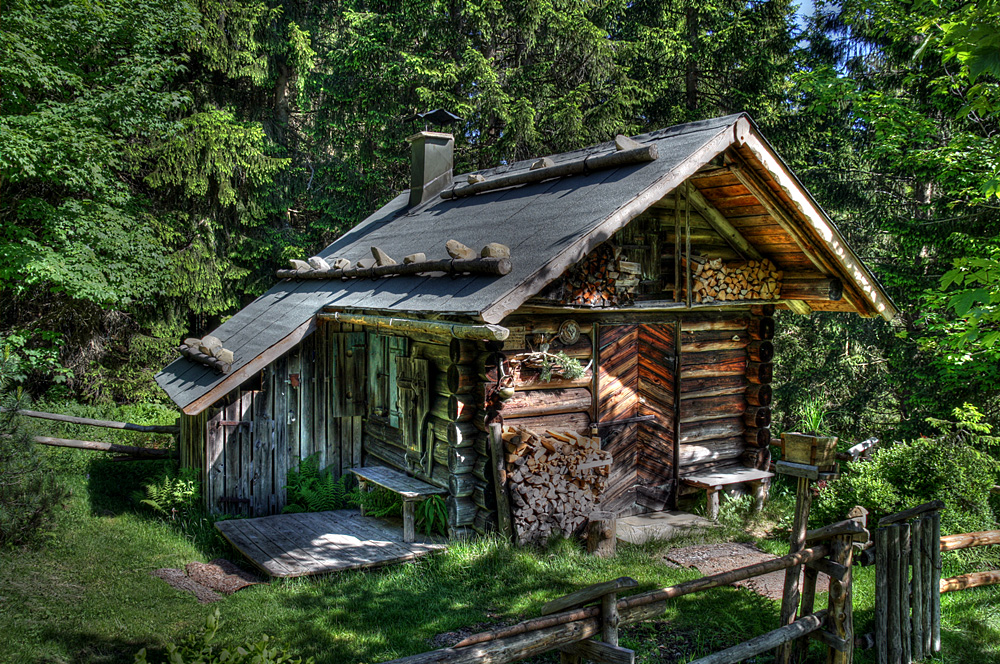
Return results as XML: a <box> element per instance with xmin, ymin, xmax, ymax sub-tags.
<box><xmin>406</xmin><ymin>130</ymin><xmax>454</xmax><ymax>207</ymax></box>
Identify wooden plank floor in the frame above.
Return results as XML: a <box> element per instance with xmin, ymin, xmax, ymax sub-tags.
<box><xmin>215</xmin><ymin>509</ymin><xmax>448</xmax><ymax>578</ymax></box>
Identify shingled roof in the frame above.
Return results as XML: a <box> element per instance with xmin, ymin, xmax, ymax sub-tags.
<box><xmin>156</xmin><ymin>113</ymin><xmax>896</xmax><ymax>414</ymax></box>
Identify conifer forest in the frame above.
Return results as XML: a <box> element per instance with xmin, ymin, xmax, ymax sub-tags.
<box><xmin>1</xmin><ymin>1</ymin><xmax>999</xmax><ymax>662</ymax></box>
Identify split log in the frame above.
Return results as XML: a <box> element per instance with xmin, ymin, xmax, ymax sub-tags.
<box><xmin>500</xmin><ymin>388</ymin><xmax>592</xmax><ymax>419</ymax></box>
<box><xmin>680</xmin><ymin>374</ymin><xmax>746</xmax><ymax>398</ymax></box>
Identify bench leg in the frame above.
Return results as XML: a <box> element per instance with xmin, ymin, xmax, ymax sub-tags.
<box><xmin>751</xmin><ymin>480</ymin><xmax>769</xmax><ymax>512</ymax></box>
<box><xmin>359</xmin><ymin>480</ymin><xmax>368</xmax><ymax>516</ymax></box>
<box><xmin>706</xmin><ymin>488</ymin><xmax>721</xmax><ymax>520</ymax></box>
<box><xmin>403</xmin><ymin>499</ymin><xmax>416</xmax><ymax>543</ymax></box>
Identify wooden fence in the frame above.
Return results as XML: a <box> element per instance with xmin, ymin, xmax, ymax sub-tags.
<box><xmin>378</xmin><ymin>520</ymin><xmax>864</xmax><ymax>664</ymax></box>
<box><xmin>862</xmin><ymin>500</ymin><xmax>1000</xmax><ymax>664</ymax></box>
<box><xmin>4</xmin><ymin>407</ymin><xmax>179</xmax><ymax>460</ymax></box>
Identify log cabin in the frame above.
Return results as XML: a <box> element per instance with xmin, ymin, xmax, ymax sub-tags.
<box><xmin>155</xmin><ymin>113</ymin><xmax>896</xmax><ymax>540</ymax></box>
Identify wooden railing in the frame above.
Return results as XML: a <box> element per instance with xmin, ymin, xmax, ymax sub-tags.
<box><xmin>3</xmin><ymin>407</ymin><xmax>179</xmax><ymax>460</ymax></box>
<box><xmin>938</xmin><ymin>529</ymin><xmax>1000</xmax><ymax>593</ymax></box>
<box><xmin>378</xmin><ymin>523</ymin><xmax>863</xmax><ymax>664</ymax></box>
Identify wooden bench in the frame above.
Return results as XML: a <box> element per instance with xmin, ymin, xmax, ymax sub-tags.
<box><xmin>351</xmin><ymin>466</ymin><xmax>446</xmax><ymax>542</ymax></box>
<box><xmin>683</xmin><ymin>468</ymin><xmax>775</xmax><ymax>520</ymax></box>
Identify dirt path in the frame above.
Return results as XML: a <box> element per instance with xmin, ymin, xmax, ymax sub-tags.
<box><xmin>664</xmin><ymin>542</ymin><xmax>829</xmax><ymax>600</ymax></box>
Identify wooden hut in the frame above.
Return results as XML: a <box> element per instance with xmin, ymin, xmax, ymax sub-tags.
<box><xmin>155</xmin><ymin>113</ymin><xmax>896</xmax><ymax>540</ymax></box>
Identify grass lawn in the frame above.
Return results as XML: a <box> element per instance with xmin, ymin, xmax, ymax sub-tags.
<box><xmin>1</xmin><ymin>452</ymin><xmax>998</xmax><ymax>664</ymax></box>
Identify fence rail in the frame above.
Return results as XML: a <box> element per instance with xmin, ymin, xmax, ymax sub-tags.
<box><xmin>382</xmin><ymin>528</ymin><xmax>861</xmax><ymax>664</ymax></box>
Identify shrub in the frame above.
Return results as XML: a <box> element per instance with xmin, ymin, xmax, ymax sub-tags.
<box><xmin>282</xmin><ymin>454</ymin><xmax>351</xmax><ymax>513</ymax></box>
<box><xmin>812</xmin><ymin>409</ymin><xmax>1000</xmax><ymax>534</ymax></box>
<box><xmin>134</xmin><ymin>467</ymin><xmax>202</xmax><ymax>519</ymax></box>
<box><xmin>134</xmin><ymin>608</ymin><xmax>312</xmax><ymax>664</ymax></box>
<box><xmin>0</xmin><ymin>345</ymin><xmax>68</xmax><ymax>547</ymax></box>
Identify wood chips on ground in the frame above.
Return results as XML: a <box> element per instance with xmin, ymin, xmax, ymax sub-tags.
<box><xmin>152</xmin><ymin>558</ymin><xmax>264</xmax><ymax>604</ymax></box>
<box><xmin>664</xmin><ymin>542</ymin><xmax>829</xmax><ymax>601</ymax></box>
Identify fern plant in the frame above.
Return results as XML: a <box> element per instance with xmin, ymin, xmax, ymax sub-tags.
<box><xmin>283</xmin><ymin>454</ymin><xmax>351</xmax><ymax>513</ymax></box>
<box><xmin>135</xmin><ymin>468</ymin><xmax>201</xmax><ymax>520</ymax></box>
<box><xmin>349</xmin><ymin>486</ymin><xmax>402</xmax><ymax>518</ymax></box>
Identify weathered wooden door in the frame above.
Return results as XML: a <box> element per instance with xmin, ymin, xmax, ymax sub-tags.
<box><xmin>597</xmin><ymin>325</ymin><xmax>640</xmax><ymax>514</ymax></box>
<box><xmin>597</xmin><ymin>322</ymin><xmax>679</xmax><ymax>515</ymax></box>
<box><xmin>396</xmin><ymin>356</ymin><xmax>431</xmax><ymax>473</ymax></box>
<box><xmin>636</xmin><ymin>322</ymin><xmax>679</xmax><ymax>508</ymax></box>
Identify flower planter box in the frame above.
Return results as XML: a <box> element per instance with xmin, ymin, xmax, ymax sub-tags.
<box><xmin>781</xmin><ymin>432</ymin><xmax>838</xmax><ymax>466</ymax></box>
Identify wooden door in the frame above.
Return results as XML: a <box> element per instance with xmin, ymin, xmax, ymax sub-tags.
<box><xmin>396</xmin><ymin>356</ymin><xmax>431</xmax><ymax>473</ymax></box>
<box><xmin>636</xmin><ymin>323</ymin><xmax>679</xmax><ymax>507</ymax></box>
<box><xmin>597</xmin><ymin>325</ymin><xmax>640</xmax><ymax>514</ymax></box>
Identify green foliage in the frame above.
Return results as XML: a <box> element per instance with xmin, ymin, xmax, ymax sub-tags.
<box><xmin>812</xmin><ymin>408</ymin><xmax>1000</xmax><ymax>534</ymax></box>
<box><xmin>415</xmin><ymin>494</ymin><xmax>448</xmax><ymax>536</ymax></box>
<box><xmin>537</xmin><ymin>350</ymin><xmax>589</xmax><ymax>383</ymax></box>
<box><xmin>350</xmin><ymin>486</ymin><xmax>402</xmax><ymax>519</ymax></box>
<box><xmin>134</xmin><ymin>468</ymin><xmax>202</xmax><ymax>520</ymax></box>
<box><xmin>0</xmin><ymin>346</ymin><xmax>68</xmax><ymax>547</ymax></box>
<box><xmin>134</xmin><ymin>608</ymin><xmax>313</xmax><ymax>664</ymax></box>
<box><xmin>796</xmin><ymin>397</ymin><xmax>829</xmax><ymax>435</ymax></box>
<box><xmin>282</xmin><ymin>455</ymin><xmax>351</xmax><ymax>513</ymax></box>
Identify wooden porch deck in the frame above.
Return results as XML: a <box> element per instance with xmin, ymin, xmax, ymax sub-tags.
<box><xmin>215</xmin><ymin>509</ymin><xmax>448</xmax><ymax>578</ymax></box>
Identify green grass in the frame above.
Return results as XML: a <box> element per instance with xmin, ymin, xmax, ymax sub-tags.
<box><xmin>1</xmin><ymin>463</ymin><xmax>998</xmax><ymax>664</ymax></box>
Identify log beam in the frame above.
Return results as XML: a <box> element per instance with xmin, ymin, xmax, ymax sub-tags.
<box><xmin>684</xmin><ymin>184</ymin><xmax>764</xmax><ymax>261</ymax></box>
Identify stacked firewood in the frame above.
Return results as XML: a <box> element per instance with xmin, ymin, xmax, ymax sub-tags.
<box><xmin>691</xmin><ymin>257</ymin><xmax>782</xmax><ymax>303</ymax></box>
<box><xmin>503</xmin><ymin>426</ymin><xmax>611</xmax><ymax>545</ymax></box>
<box><xmin>536</xmin><ymin>243</ymin><xmax>641</xmax><ymax>307</ymax></box>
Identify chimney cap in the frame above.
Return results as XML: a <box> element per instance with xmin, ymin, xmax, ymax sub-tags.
<box><xmin>408</xmin><ymin>109</ymin><xmax>463</xmax><ymax>128</ymax></box>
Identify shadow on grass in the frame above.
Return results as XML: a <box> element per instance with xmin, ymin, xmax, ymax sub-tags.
<box><xmin>34</xmin><ymin>627</ymin><xmax>160</xmax><ymax>664</ymax></box>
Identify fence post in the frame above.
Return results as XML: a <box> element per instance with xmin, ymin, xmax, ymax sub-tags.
<box><xmin>910</xmin><ymin>517</ymin><xmax>924</xmax><ymax>662</ymax></box>
<box><xmin>886</xmin><ymin>524</ymin><xmax>901</xmax><ymax>663</ymax></box>
<box><xmin>931</xmin><ymin>511</ymin><xmax>942</xmax><ymax>652</ymax></box>
<box><xmin>824</xmin><ymin>535</ymin><xmax>854</xmax><ymax>664</ymax></box>
<box><xmin>775</xmin><ymin>476</ymin><xmax>813</xmax><ymax>664</ymax></box>
<box><xmin>898</xmin><ymin>523</ymin><xmax>911</xmax><ymax>664</ymax></box>
<box><xmin>875</xmin><ymin>527</ymin><xmax>888</xmax><ymax>664</ymax></box>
